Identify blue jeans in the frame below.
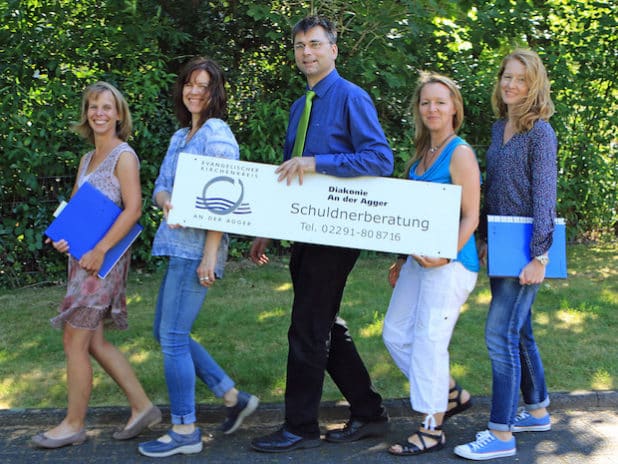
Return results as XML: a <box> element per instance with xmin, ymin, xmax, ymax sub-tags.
<box><xmin>153</xmin><ymin>256</ymin><xmax>234</xmax><ymax>424</ymax></box>
<box><xmin>485</xmin><ymin>278</ymin><xmax>550</xmax><ymax>432</ymax></box>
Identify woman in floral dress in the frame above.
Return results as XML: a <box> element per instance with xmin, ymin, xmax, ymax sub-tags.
<box><xmin>32</xmin><ymin>82</ymin><xmax>160</xmax><ymax>449</ymax></box>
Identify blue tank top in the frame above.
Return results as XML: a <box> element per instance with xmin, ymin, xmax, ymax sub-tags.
<box><xmin>408</xmin><ymin>136</ymin><xmax>480</xmax><ymax>272</ymax></box>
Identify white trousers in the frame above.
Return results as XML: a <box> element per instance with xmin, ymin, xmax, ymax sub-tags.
<box><xmin>383</xmin><ymin>258</ymin><xmax>477</xmax><ymax>417</ymax></box>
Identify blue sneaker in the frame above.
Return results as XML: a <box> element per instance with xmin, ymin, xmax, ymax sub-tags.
<box><xmin>138</xmin><ymin>428</ymin><xmax>203</xmax><ymax>458</ymax></box>
<box><xmin>220</xmin><ymin>391</ymin><xmax>259</xmax><ymax>434</ymax></box>
<box><xmin>512</xmin><ymin>408</ymin><xmax>551</xmax><ymax>432</ymax></box>
<box><xmin>454</xmin><ymin>430</ymin><xmax>516</xmax><ymax>460</ymax></box>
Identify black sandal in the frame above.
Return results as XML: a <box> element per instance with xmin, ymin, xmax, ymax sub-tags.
<box><xmin>444</xmin><ymin>382</ymin><xmax>472</xmax><ymax>420</ymax></box>
<box><xmin>388</xmin><ymin>427</ymin><xmax>445</xmax><ymax>456</ymax></box>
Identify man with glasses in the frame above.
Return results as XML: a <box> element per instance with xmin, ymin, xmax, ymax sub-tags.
<box><xmin>250</xmin><ymin>15</ymin><xmax>393</xmax><ymax>453</ymax></box>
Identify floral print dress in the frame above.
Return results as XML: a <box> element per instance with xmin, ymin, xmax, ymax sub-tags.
<box><xmin>51</xmin><ymin>142</ymin><xmax>139</xmax><ymax>330</ymax></box>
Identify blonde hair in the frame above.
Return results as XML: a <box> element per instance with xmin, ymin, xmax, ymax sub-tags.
<box><xmin>405</xmin><ymin>72</ymin><xmax>464</xmax><ymax>175</ymax></box>
<box><xmin>491</xmin><ymin>48</ymin><xmax>554</xmax><ymax>132</ymax></box>
<box><xmin>73</xmin><ymin>81</ymin><xmax>132</xmax><ymax>144</ymax></box>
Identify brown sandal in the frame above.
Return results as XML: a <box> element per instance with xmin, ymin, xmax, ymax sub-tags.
<box><xmin>388</xmin><ymin>427</ymin><xmax>445</xmax><ymax>456</ymax></box>
<box><xmin>444</xmin><ymin>382</ymin><xmax>472</xmax><ymax>420</ymax></box>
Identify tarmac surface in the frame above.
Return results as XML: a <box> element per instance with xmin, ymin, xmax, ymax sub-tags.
<box><xmin>1</xmin><ymin>390</ymin><xmax>616</xmax><ymax>464</ymax></box>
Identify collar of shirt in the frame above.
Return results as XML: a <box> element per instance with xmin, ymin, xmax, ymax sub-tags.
<box><xmin>307</xmin><ymin>68</ymin><xmax>339</xmax><ymax>97</ymax></box>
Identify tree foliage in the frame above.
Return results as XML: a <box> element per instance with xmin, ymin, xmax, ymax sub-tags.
<box><xmin>1</xmin><ymin>0</ymin><xmax>615</xmax><ymax>288</ymax></box>
<box><xmin>0</xmin><ymin>0</ymin><xmax>183</xmax><ymax>286</ymax></box>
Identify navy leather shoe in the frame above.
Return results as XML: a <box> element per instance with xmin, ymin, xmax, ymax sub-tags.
<box><xmin>325</xmin><ymin>417</ymin><xmax>389</xmax><ymax>443</ymax></box>
<box><xmin>251</xmin><ymin>428</ymin><xmax>321</xmax><ymax>453</ymax></box>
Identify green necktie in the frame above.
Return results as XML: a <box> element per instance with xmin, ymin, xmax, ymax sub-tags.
<box><xmin>291</xmin><ymin>90</ymin><xmax>316</xmax><ymax>157</ymax></box>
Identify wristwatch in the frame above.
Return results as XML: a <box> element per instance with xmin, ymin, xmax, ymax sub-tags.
<box><xmin>535</xmin><ymin>254</ymin><xmax>549</xmax><ymax>266</ymax></box>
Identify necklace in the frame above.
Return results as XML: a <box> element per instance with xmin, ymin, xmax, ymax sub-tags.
<box><xmin>421</xmin><ymin>132</ymin><xmax>455</xmax><ymax>172</ymax></box>
<box><xmin>429</xmin><ymin>132</ymin><xmax>455</xmax><ymax>154</ymax></box>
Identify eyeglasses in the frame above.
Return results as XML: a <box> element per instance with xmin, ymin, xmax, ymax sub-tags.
<box><xmin>294</xmin><ymin>41</ymin><xmax>328</xmax><ymax>51</ymax></box>
<box><xmin>183</xmin><ymin>82</ymin><xmax>210</xmax><ymax>93</ymax></box>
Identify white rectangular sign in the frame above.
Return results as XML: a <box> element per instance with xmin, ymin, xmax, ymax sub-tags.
<box><xmin>167</xmin><ymin>154</ymin><xmax>462</xmax><ymax>258</ymax></box>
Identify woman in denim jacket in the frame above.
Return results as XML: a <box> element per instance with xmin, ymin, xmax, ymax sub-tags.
<box><xmin>138</xmin><ymin>57</ymin><xmax>258</xmax><ymax>458</ymax></box>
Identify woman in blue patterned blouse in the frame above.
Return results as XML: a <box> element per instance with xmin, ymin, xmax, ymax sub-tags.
<box><xmin>455</xmin><ymin>49</ymin><xmax>557</xmax><ymax>461</ymax></box>
<box><xmin>138</xmin><ymin>57</ymin><xmax>258</xmax><ymax>458</ymax></box>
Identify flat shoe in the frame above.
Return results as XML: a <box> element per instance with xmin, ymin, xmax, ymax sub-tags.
<box><xmin>220</xmin><ymin>391</ymin><xmax>259</xmax><ymax>435</ymax></box>
<box><xmin>138</xmin><ymin>428</ymin><xmax>203</xmax><ymax>458</ymax></box>
<box><xmin>113</xmin><ymin>405</ymin><xmax>162</xmax><ymax>440</ymax></box>
<box><xmin>31</xmin><ymin>429</ymin><xmax>87</xmax><ymax>449</ymax></box>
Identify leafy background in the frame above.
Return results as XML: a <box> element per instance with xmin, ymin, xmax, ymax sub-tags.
<box><xmin>1</xmin><ymin>0</ymin><xmax>616</xmax><ymax>288</ymax></box>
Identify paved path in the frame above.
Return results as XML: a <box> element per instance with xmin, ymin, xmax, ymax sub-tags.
<box><xmin>1</xmin><ymin>391</ymin><xmax>616</xmax><ymax>463</ymax></box>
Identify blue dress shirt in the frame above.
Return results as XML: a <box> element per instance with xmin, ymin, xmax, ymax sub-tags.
<box><xmin>283</xmin><ymin>69</ymin><xmax>393</xmax><ymax>178</ymax></box>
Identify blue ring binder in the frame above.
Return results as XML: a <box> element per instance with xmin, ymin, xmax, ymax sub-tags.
<box><xmin>487</xmin><ymin>215</ymin><xmax>567</xmax><ymax>279</ymax></box>
<box><xmin>44</xmin><ymin>182</ymin><xmax>143</xmax><ymax>279</ymax></box>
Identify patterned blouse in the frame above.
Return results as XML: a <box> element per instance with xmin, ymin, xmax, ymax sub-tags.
<box><xmin>482</xmin><ymin>118</ymin><xmax>558</xmax><ymax>257</ymax></box>
<box><xmin>151</xmin><ymin>118</ymin><xmax>240</xmax><ymax>277</ymax></box>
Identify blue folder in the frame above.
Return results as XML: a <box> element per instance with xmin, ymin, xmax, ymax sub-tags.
<box><xmin>44</xmin><ymin>182</ymin><xmax>143</xmax><ymax>279</ymax></box>
<box><xmin>487</xmin><ymin>215</ymin><xmax>567</xmax><ymax>279</ymax></box>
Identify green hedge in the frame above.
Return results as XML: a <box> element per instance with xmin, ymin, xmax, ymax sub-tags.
<box><xmin>1</xmin><ymin>0</ymin><xmax>616</xmax><ymax>288</ymax></box>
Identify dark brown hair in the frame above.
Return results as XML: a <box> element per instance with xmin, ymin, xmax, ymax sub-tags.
<box><xmin>173</xmin><ymin>56</ymin><xmax>228</xmax><ymax>128</ymax></box>
<box><xmin>292</xmin><ymin>15</ymin><xmax>337</xmax><ymax>44</ymax></box>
